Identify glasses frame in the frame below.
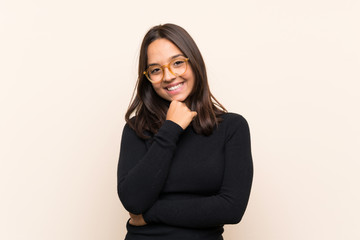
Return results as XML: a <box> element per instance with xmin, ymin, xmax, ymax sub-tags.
<box><xmin>143</xmin><ymin>57</ymin><xmax>189</xmax><ymax>83</ymax></box>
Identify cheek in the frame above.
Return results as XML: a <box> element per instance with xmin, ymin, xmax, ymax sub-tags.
<box><xmin>151</xmin><ymin>83</ymin><xmax>161</xmax><ymax>91</ymax></box>
<box><xmin>151</xmin><ymin>84</ymin><xmax>166</xmax><ymax>97</ymax></box>
<box><xmin>185</xmin><ymin>72</ymin><xmax>196</xmax><ymax>91</ymax></box>
<box><xmin>186</xmin><ymin>67</ymin><xmax>195</xmax><ymax>83</ymax></box>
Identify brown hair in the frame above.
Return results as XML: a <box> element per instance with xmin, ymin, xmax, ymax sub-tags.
<box><xmin>125</xmin><ymin>23</ymin><xmax>227</xmax><ymax>139</ymax></box>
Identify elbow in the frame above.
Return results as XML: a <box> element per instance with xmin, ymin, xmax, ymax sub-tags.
<box><xmin>121</xmin><ymin>202</ymin><xmax>144</xmax><ymax>215</ymax></box>
<box><xmin>221</xmin><ymin>202</ymin><xmax>247</xmax><ymax>224</ymax></box>
<box><xmin>229</xmin><ymin>213</ymin><xmax>243</xmax><ymax>224</ymax></box>
<box><xmin>119</xmin><ymin>194</ymin><xmax>145</xmax><ymax>214</ymax></box>
<box><xmin>117</xmin><ymin>187</ymin><xmax>149</xmax><ymax>214</ymax></box>
<box><xmin>225</xmin><ymin>209</ymin><xmax>244</xmax><ymax>224</ymax></box>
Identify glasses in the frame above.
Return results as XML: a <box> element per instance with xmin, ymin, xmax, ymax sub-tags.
<box><xmin>143</xmin><ymin>57</ymin><xmax>189</xmax><ymax>83</ymax></box>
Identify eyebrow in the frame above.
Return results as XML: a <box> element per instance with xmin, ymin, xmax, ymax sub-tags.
<box><xmin>148</xmin><ymin>54</ymin><xmax>185</xmax><ymax>67</ymax></box>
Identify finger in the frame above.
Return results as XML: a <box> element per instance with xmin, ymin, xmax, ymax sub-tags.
<box><xmin>171</xmin><ymin>100</ymin><xmax>180</xmax><ymax>105</ymax></box>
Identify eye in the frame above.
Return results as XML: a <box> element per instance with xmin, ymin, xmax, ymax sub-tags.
<box><xmin>172</xmin><ymin>59</ymin><xmax>185</xmax><ymax>67</ymax></box>
<box><xmin>149</xmin><ymin>67</ymin><xmax>162</xmax><ymax>75</ymax></box>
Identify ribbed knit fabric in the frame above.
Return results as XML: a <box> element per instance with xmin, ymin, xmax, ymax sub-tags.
<box><xmin>117</xmin><ymin>113</ymin><xmax>253</xmax><ymax>240</ymax></box>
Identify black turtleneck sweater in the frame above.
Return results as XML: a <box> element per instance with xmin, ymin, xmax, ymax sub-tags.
<box><xmin>117</xmin><ymin>113</ymin><xmax>253</xmax><ymax>240</ymax></box>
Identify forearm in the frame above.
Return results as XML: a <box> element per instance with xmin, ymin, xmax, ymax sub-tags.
<box><xmin>118</xmin><ymin>120</ymin><xmax>183</xmax><ymax>214</ymax></box>
<box><xmin>143</xmin><ymin>175</ymin><xmax>252</xmax><ymax>228</ymax></box>
<box><xmin>144</xmin><ymin>115</ymin><xmax>253</xmax><ymax>228</ymax></box>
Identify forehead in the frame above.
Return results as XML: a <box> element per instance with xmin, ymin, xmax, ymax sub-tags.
<box><xmin>147</xmin><ymin>38</ymin><xmax>183</xmax><ymax>64</ymax></box>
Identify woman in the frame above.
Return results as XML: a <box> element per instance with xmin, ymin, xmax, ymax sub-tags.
<box><xmin>117</xmin><ymin>23</ymin><xmax>253</xmax><ymax>240</ymax></box>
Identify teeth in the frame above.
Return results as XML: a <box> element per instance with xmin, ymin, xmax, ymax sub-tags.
<box><xmin>167</xmin><ymin>83</ymin><xmax>183</xmax><ymax>91</ymax></box>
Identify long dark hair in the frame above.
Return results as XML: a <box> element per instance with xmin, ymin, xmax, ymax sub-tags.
<box><xmin>125</xmin><ymin>23</ymin><xmax>227</xmax><ymax>139</ymax></box>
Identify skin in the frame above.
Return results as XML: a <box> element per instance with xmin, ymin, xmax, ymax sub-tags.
<box><xmin>129</xmin><ymin>38</ymin><xmax>197</xmax><ymax>226</ymax></box>
<box><xmin>147</xmin><ymin>38</ymin><xmax>195</xmax><ymax>103</ymax></box>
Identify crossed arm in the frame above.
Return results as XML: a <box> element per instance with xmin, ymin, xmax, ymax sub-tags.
<box><xmin>117</xmin><ymin>114</ymin><xmax>253</xmax><ymax>228</ymax></box>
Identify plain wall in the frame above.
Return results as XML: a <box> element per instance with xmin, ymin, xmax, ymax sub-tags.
<box><xmin>1</xmin><ymin>0</ymin><xmax>359</xmax><ymax>239</ymax></box>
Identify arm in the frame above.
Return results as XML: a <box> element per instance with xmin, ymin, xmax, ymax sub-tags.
<box><xmin>143</xmin><ymin>115</ymin><xmax>253</xmax><ymax>228</ymax></box>
<box><xmin>117</xmin><ymin>120</ymin><xmax>183</xmax><ymax>214</ymax></box>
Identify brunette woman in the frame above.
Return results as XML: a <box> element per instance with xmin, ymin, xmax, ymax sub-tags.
<box><xmin>117</xmin><ymin>23</ymin><xmax>253</xmax><ymax>240</ymax></box>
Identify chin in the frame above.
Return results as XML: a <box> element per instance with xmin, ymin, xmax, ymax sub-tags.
<box><xmin>171</xmin><ymin>96</ymin><xmax>186</xmax><ymax>102</ymax></box>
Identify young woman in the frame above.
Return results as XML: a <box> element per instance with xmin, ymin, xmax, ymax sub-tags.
<box><xmin>117</xmin><ymin>23</ymin><xmax>253</xmax><ymax>240</ymax></box>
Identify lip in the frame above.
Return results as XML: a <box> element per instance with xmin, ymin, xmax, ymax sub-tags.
<box><xmin>163</xmin><ymin>82</ymin><xmax>184</xmax><ymax>89</ymax></box>
<box><xmin>163</xmin><ymin>81</ymin><xmax>185</xmax><ymax>95</ymax></box>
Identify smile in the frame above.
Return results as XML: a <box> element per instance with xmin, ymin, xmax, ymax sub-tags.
<box><xmin>165</xmin><ymin>82</ymin><xmax>184</xmax><ymax>91</ymax></box>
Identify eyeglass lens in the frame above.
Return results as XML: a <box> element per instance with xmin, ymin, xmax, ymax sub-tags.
<box><xmin>147</xmin><ymin>58</ymin><xmax>187</xmax><ymax>83</ymax></box>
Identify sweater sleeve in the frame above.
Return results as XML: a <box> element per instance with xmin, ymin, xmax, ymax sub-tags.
<box><xmin>143</xmin><ymin>115</ymin><xmax>253</xmax><ymax>228</ymax></box>
<box><xmin>117</xmin><ymin>120</ymin><xmax>184</xmax><ymax>214</ymax></box>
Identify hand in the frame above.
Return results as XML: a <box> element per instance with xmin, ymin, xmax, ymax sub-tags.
<box><xmin>129</xmin><ymin>212</ymin><xmax>147</xmax><ymax>226</ymax></box>
<box><xmin>166</xmin><ymin>101</ymin><xmax>197</xmax><ymax>129</ymax></box>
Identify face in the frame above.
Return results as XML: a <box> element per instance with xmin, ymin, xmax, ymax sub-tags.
<box><xmin>147</xmin><ymin>38</ymin><xmax>195</xmax><ymax>103</ymax></box>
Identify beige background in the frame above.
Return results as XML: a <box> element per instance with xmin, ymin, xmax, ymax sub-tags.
<box><xmin>1</xmin><ymin>0</ymin><xmax>359</xmax><ymax>239</ymax></box>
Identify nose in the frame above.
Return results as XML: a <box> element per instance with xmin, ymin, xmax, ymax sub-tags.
<box><xmin>162</xmin><ymin>66</ymin><xmax>176</xmax><ymax>82</ymax></box>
